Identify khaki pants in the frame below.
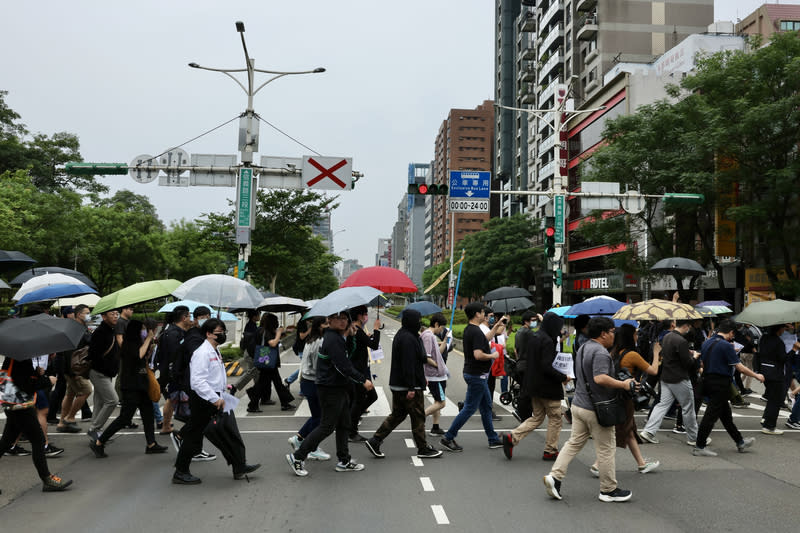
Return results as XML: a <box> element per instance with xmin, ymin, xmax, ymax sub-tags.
<box><xmin>549</xmin><ymin>404</ymin><xmax>617</xmax><ymax>493</ymax></box>
<box><xmin>739</xmin><ymin>352</ymin><xmax>754</xmax><ymax>388</ymax></box>
<box><xmin>510</xmin><ymin>397</ymin><xmax>562</xmax><ymax>453</ymax></box>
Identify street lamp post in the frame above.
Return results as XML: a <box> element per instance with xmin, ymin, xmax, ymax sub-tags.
<box><xmin>188</xmin><ymin>21</ymin><xmax>325</xmax><ymax>278</ymax></box>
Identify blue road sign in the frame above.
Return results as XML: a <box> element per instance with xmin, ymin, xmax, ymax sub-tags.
<box><xmin>449</xmin><ymin>171</ymin><xmax>491</xmax><ymax>199</ymax></box>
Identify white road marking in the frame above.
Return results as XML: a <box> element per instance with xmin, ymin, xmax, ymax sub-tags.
<box><xmin>420</xmin><ymin>477</ymin><xmax>434</xmax><ymax>492</ymax></box>
<box><xmin>404</xmin><ymin>438</ymin><xmax>415</xmax><ymax>448</ymax></box>
<box><xmin>411</xmin><ymin>456</ymin><xmax>424</xmax><ymax>467</ymax></box>
<box><xmin>431</xmin><ymin>505</ymin><xmax>449</xmax><ymax>525</ymax></box>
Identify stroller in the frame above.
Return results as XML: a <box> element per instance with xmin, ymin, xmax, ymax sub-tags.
<box><xmin>499</xmin><ymin>353</ymin><xmax>522</xmax><ymax>409</ymax></box>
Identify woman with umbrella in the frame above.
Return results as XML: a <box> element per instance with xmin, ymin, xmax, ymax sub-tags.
<box><xmin>89</xmin><ymin>319</ymin><xmax>168</xmax><ymax>458</ymax></box>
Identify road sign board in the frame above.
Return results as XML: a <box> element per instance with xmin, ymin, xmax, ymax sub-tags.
<box><xmin>448</xmin><ymin>198</ymin><xmax>490</xmax><ymax>213</ymax></box>
<box><xmin>237</xmin><ymin>168</ymin><xmax>254</xmax><ymax>229</ymax></box>
<box><xmin>303</xmin><ymin>156</ymin><xmax>352</xmax><ymax>190</ymax></box>
<box><xmin>129</xmin><ymin>155</ymin><xmax>158</xmax><ymax>184</ymax></box>
<box><xmin>554</xmin><ymin>194</ymin><xmax>565</xmax><ymax>244</ymax></box>
<box><xmin>448</xmin><ymin>171</ymin><xmax>490</xmax><ymax>199</ymax></box>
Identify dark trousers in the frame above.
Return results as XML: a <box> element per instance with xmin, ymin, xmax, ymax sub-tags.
<box><xmin>0</xmin><ymin>407</ymin><xmax>50</xmax><ymax>480</ymax></box>
<box><xmin>762</xmin><ymin>380</ymin><xmax>785</xmax><ymax>430</ymax></box>
<box><xmin>252</xmin><ymin>368</ymin><xmax>293</xmax><ymax>406</ymax></box>
<box><xmin>298</xmin><ymin>379</ymin><xmax>321</xmax><ymax>438</ymax></box>
<box><xmin>697</xmin><ymin>374</ymin><xmax>742</xmax><ymax>448</ymax></box>
<box><xmin>100</xmin><ymin>389</ymin><xmax>155</xmax><ymax>445</ymax></box>
<box><xmin>374</xmin><ymin>390</ymin><xmax>427</xmax><ymax>450</ymax></box>
<box><xmin>175</xmin><ymin>391</ymin><xmax>218</xmax><ymax>473</ymax></box>
<box><xmin>48</xmin><ymin>373</ymin><xmax>66</xmax><ymax>420</ymax></box>
<box><xmin>295</xmin><ymin>386</ymin><xmax>350</xmax><ymax>464</ymax></box>
<box><xmin>349</xmin><ymin>383</ymin><xmax>377</xmax><ymax>436</ymax></box>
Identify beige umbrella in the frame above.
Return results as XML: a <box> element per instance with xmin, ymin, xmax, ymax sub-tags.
<box><xmin>613</xmin><ymin>299</ymin><xmax>703</xmax><ymax>321</ymax></box>
<box><xmin>54</xmin><ymin>293</ymin><xmax>102</xmax><ymax>308</ymax></box>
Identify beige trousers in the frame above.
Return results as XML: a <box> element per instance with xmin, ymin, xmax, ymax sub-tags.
<box><xmin>510</xmin><ymin>397</ymin><xmax>562</xmax><ymax>453</ymax></box>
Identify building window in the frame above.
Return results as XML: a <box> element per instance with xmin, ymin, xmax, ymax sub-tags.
<box><xmin>780</xmin><ymin>20</ymin><xmax>800</xmax><ymax>30</ymax></box>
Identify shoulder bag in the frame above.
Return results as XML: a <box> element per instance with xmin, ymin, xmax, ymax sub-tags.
<box><xmin>578</xmin><ymin>346</ymin><xmax>626</xmax><ymax>427</ymax></box>
<box><xmin>0</xmin><ymin>360</ymin><xmax>36</xmax><ymax>410</ymax></box>
<box><xmin>70</xmin><ymin>346</ymin><xmax>92</xmax><ymax>377</ymax></box>
<box><xmin>254</xmin><ymin>332</ymin><xmax>278</xmax><ymax>369</ymax></box>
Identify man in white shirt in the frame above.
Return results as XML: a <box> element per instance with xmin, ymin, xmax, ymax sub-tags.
<box><xmin>172</xmin><ymin>319</ymin><xmax>260</xmax><ymax>484</ymax></box>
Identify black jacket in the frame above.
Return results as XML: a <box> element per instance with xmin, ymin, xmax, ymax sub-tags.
<box><xmin>315</xmin><ymin>329</ymin><xmax>366</xmax><ymax>388</ymax></box>
<box><xmin>524</xmin><ymin>312</ymin><xmax>566</xmax><ymax>400</ymax></box>
<box><xmin>756</xmin><ymin>333</ymin><xmax>788</xmax><ymax>382</ymax></box>
<box><xmin>156</xmin><ymin>325</ymin><xmax>185</xmax><ymax>381</ymax></box>
<box><xmin>514</xmin><ymin>325</ymin><xmax>533</xmax><ymax>373</ymax></box>
<box><xmin>89</xmin><ymin>321</ymin><xmax>120</xmax><ymax>377</ymax></box>
<box><xmin>170</xmin><ymin>326</ymin><xmax>205</xmax><ymax>392</ymax></box>
<box><xmin>2</xmin><ymin>357</ymin><xmax>51</xmax><ymax>395</ymax></box>
<box><xmin>388</xmin><ymin>310</ymin><xmax>427</xmax><ymax>391</ymax></box>
<box><xmin>659</xmin><ymin>330</ymin><xmax>696</xmax><ymax>383</ymax></box>
<box><xmin>348</xmin><ymin>325</ymin><xmax>380</xmax><ymax>374</ymax></box>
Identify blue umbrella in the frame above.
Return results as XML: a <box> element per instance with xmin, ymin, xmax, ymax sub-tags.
<box><xmin>15</xmin><ymin>283</ymin><xmax>97</xmax><ymax>305</ymax></box>
<box><xmin>546</xmin><ymin>306</ymin><xmax>575</xmax><ymax>318</ymax></box>
<box><xmin>306</xmin><ymin>286</ymin><xmax>382</xmax><ymax>318</ymax></box>
<box><xmin>402</xmin><ymin>301</ymin><xmax>442</xmax><ymax>317</ymax></box>
<box><xmin>158</xmin><ymin>300</ymin><xmax>237</xmax><ymax>321</ymax></box>
<box><xmin>696</xmin><ymin>300</ymin><xmax>732</xmax><ymax>308</ymax></box>
<box><xmin>568</xmin><ymin>295</ymin><xmax>626</xmax><ymax>316</ymax></box>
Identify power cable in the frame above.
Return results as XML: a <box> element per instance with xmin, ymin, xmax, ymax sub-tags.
<box><xmin>255</xmin><ymin>114</ymin><xmax>322</xmax><ymax>156</ymax></box>
<box><xmin>145</xmin><ymin>115</ymin><xmax>242</xmax><ymax>164</ymax></box>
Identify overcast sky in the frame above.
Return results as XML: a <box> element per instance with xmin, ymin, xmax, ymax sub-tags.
<box><xmin>0</xmin><ymin>0</ymin><xmax>788</xmax><ymax>271</ymax></box>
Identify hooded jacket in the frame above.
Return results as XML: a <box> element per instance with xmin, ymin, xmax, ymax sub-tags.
<box><xmin>756</xmin><ymin>331</ymin><xmax>788</xmax><ymax>382</ymax></box>
<box><xmin>389</xmin><ymin>309</ymin><xmax>428</xmax><ymax>391</ymax></box>
<box><xmin>524</xmin><ymin>312</ymin><xmax>566</xmax><ymax>400</ymax></box>
<box><xmin>315</xmin><ymin>328</ymin><xmax>367</xmax><ymax>388</ymax></box>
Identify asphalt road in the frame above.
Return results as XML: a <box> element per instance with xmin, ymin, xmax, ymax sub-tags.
<box><xmin>2</xmin><ymin>312</ymin><xmax>799</xmax><ymax>532</ymax></box>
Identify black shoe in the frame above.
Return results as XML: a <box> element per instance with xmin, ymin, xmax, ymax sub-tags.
<box><xmin>457</xmin><ymin>401</ymin><xmax>464</xmax><ymax>411</ymax></box>
<box><xmin>599</xmin><ymin>487</ymin><xmax>633</xmax><ymax>502</ymax></box>
<box><xmin>7</xmin><ymin>444</ymin><xmax>31</xmax><ymax>456</ymax></box>
<box><xmin>42</xmin><ymin>474</ymin><xmax>73</xmax><ymax>492</ymax></box>
<box><xmin>281</xmin><ymin>404</ymin><xmax>295</xmax><ymax>411</ymax></box>
<box><xmin>416</xmin><ymin>445</ymin><xmax>443</xmax><ymax>458</ymax></box>
<box><xmin>429</xmin><ymin>426</ymin><xmax>445</xmax><ymax>436</ymax></box>
<box><xmin>47</xmin><ymin>418</ymin><xmax>59</xmax><ymax>425</ymax></box>
<box><xmin>145</xmin><ymin>443</ymin><xmax>168</xmax><ymax>454</ymax></box>
<box><xmin>261</xmin><ymin>399</ymin><xmax>276</xmax><ymax>406</ymax></box>
<box><xmin>170</xmin><ymin>432</ymin><xmax>183</xmax><ymax>452</ymax></box>
<box><xmin>742</xmin><ymin>388</ymin><xmax>753</xmax><ymax>395</ymax></box>
<box><xmin>488</xmin><ymin>440</ymin><xmax>503</xmax><ymax>449</ymax></box>
<box><xmin>349</xmin><ymin>433</ymin><xmax>368</xmax><ymax>443</ymax></box>
<box><xmin>246</xmin><ymin>406</ymin><xmax>263</xmax><ymax>413</ymax></box>
<box><xmin>157</xmin><ymin>422</ymin><xmax>163</xmax><ymax>429</ymax></box>
<box><xmin>43</xmin><ymin>444</ymin><xmax>64</xmax><ymax>458</ymax></box>
<box><xmin>56</xmin><ymin>424</ymin><xmax>81</xmax><ymax>434</ymax></box>
<box><xmin>89</xmin><ymin>441</ymin><xmax>107</xmax><ymax>458</ymax></box>
<box><xmin>125</xmin><ymin>422</ymin><xmax>139</xmax><ymax>429</ymax></box>
<box><xmin>440</xmin><ymin>438</ymin><xmax>463</xmax><ymax>452</ymax></box>
<box><xmin>233</xmin><ymin>463</ymin><xmax>261</xmax><ymax>480</ymax></box>
<box><xmin>172</xmin><ymin>471</ymin><xmax>201</xmax><ymax>484</ymax></box>
<box><xmin>502</xmin><ymin>433</ymin><xmax>513</xmax><ymax>460</ymax></box>
<box><xmin>365</xmin><ymin>438</ymin><xmax>385</xmax><ymax>458</ymax></box>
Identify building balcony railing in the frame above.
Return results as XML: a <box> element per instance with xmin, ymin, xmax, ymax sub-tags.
<box><xmin>538</xmin><ymin>24</ymin><xmax>564</xmax><ymax>60</ymax></box>
<box><xmin>577</xmin><ymin>14</ymin><xmax>598</xmax><ymax>41</ymax></box>
<box><xmin>541</xmin><ymin>0</ymin><xmax>564</xmax><ymax>29</ymax></box>
<box><xmin>521</xmin><ymin>63</ymin><xmax>536</xmax><ymax>82</ymax></box>
<box><xmin>539</xmin><ymin>160</ymin><xmax>556</xmax><ymax>181</ymax></box>
<box><xmin>538</xmin><ymin>76</ymin><xmax>561</xmax><ymax>107</ymax></box>
<box><xmin>584</xmin><ymin>46</ymin><xmax>599</xmax><ymax>65</ymax></box>
<box><xmin>539</xmin><ymin>131</ymin><xmax>557</xmax><ymax>153</ymax></box>
<box><xmin>520</xmin><ymin>8</ymin><xmax>536</xmax><ymax>32</ymax></box>
<box><xmin>519</xmin><ymin>85</ymin><xmax>536</xmax><ymax>104</ymax></box>
<box><xmin>575</xmin><ymin>0</ymin><xmax>597</xmax><ymax>13</ymax></box>
<box><xmin>538</xmin><ymin>48</ymin><xmax>563</xmax><ymax>85</ymax></box>
<box><xmin>521</xmin><ymin>43</ymin><xmax>537</xmax><ymax>61</ymax></box>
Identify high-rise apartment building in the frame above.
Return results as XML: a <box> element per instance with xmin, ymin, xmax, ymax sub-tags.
<box><xmin>407</xmin><ymin>163</ymin><xmax>430</xmax><ymax>287</ymax></box>
<box><xmin>376</xmin><ymin>238</ymin><xmax>391</xmax><ymax>267</ymax></box>
<box><xmin>391</xmin><ymin>195</ymin><xmax>407</xmax><ymax>271</ymax></box>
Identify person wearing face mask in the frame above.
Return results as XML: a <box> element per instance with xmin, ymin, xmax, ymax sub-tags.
<box><xmin>56</xmin><ymin>304</ymin><xmax>94</xmax><ymax>433</ymax></box>
<box><xmin>89</xmin><ymin>319</ymin><xmax>168</xmax><ymax>458</ymax></box>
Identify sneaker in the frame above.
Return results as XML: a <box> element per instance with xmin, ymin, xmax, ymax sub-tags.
<box><xmin>692</xmin><ymin>447</ymin><xmax>718</xmax><ymax>457</ymax></box>
<box><xmin>233</xmin><ymin>463</ymin><xmax>261</xmax><ymax>480</ymax></box>
<box><xmin>589</xmin><ymin>465</ymin><xmax>600</xmax><ymax>478</ymax></box>
<box><xmin>288</xmin><ymin>435</ymin><xmax>302</xmax><ymax>452</ymax></box>
<box><xmin>502</xmin><ymin>433</ymin><xmax>513</xmax><ymax>460</ymax></box>
<box><xmin>687</xmin><ymin>437</ymin><xmax>711</xmax><ymax>446</ymax></box>
<box><xmin>429</xmin><ymin>426</ymin><xmax>445</xmax><ymax>436</ymax></box>
<box><xmin>170</xmin><ymin>432</ymin><xmax>183</xmax><ymax>452</ymax></box>
<box><xmin>89</xmin><ymin>441</ymin><xmax>107</xmax><ymax>458</ymax></box>
<box><xmin>760</xmin><ymin>395</ymin><xmax>768</xmax><ymax>402</ymax></box>
<box><xmin>190</xmin><ymin>450</ymin><xmax>216</xmax><ymax>462</ymax></box>
<box><xmin>639</xmin><ymin>431</ymin><xmax>659</xmax><ymax>444</ymax></box>
<box><xmin>457</xmin><ymin>401</ymin><xmax>464</xmax><ymax>411</ymax></box>
<box><xmin>56</xmin><ymin>424</ymin><xmax>81</xmax><ymax>434</ymax></box>
<box><xmin>172</xmin><ymin>470</ymin><xmax>201</xmax><ymax>484</ymax></box>
<box><xmin>280</xmin><ymin>404</ymin><xmax>295</xmax><ymax>411</ymax></box>
<box><xmin>440</xmin><ymin>438</ymin><xmax>463</xmax><ymax>452</ymax></box>
<box><xmin>761</xmin><ymin>427</ymin><xmax>784</xmax><ymax>435</ymax></box>
<box><xmin>737</xmin><ymin>437</ymin><xmax>755</xmax><ymax>452</ymax></box>
<box><xmin>348</xmin><ymin>433</ymin><xmax>367</xmax><ymax>443</ymax></box>
<box><xmin>42</xmin><ymin>474</ymin><xmax>73</xmax><ymax>492</ymax></box>
<box><xmin>638</xmin><ymin>459</ymin><xmax>660</xmax><ymax>473</ymax></box>
<box><xmin>365</xmin><ymin>438</ymin><xmax>385</xmax><ymax>459</ymax></box>
<box><xmin>87</xmin><ymin>429</ymin><xmax>100</xmax><ymax>443</ymax></box>
<box><xmin>741</xmin><ymin>388</ymin><xmax>754</xmax><ymax>395</ymax></box>
<box><xmin>47</xmin><ymin>417</ymin><xmax>59</xmax><ymax>425</ymax></box>
<box><xmin>145</xmin><ymin>443</ymin><xmax>168</xmax><ymax>454</ymax></box>
<box><xmin>672</xmin><ymin>425</ymin><xmax>686</xmax><ymax>434</ymax></box>
<box><xmin>43</xmin><ymin>444</ymin><xmax>64</xmax><ymax>458</ymax></box>
<box><xmin>785</xmin><ymin>420</ymin><xmax>800</xmax><ymax>430</ymax></box>
<box><xmin>125</xmin><ymin>422</ymin><xmax>139</xmax><ymax>429</ymax></box>
<box><xmin>6</xmin><ymin>444</ymin><xmax>31</xmax><ymax>456</ymax></box>
<box><xmin>732</xmin><ymin>401</ymin><xmax>750</xmax><ymax>409</ymax></box>
<box><xmin>417</xmin><ymin>445</ymin><xmax>443</xmax><ymax>459</ymax></box>
<box><xmin>543</xmin><ymin>474</ymin><xmax>562</xmax><ymax>500</ymax></box>
<box><xmin>335</xmin><ymin>460</ymin><xmax>365</xmax><ymax>472</ymax></box>
<box><xmin>599</xmin><ymin>487</ymin><xmax>632</xmax><ymax>502</ymax></box>
<box><xmin>542</xmin><ymin>451</ymin><xmax>559</xmax><ymax>461</ymax></box>
<box><xmin>308</xmin><ymin>448</ymin><xmax>331</xmax><ymax>461</ymax></box>
<box><xmin>488</xmin><ymin>440</ymin><xmax>503</xmax><ymax>449</ymax></box>
<box><xmin>286</xmin><ymin>453</ymin><xmax>308</xmax><ymax>477</ymax></box>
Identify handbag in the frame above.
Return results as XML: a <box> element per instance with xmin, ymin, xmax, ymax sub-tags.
<box><xmin>146</xmin><ymin>367</ymin><xmax>161</xmax><ymax>402</ymax></box>
<box><xmin>254</xmin><ymin>333</ymin><xmax>278</xmax><ymax>369</ymax></box>
<box><xmin>0</xmin><ymin>360</ymin><xmax>36</xmax><ymax>410</ymax></box>
<box><xmin>577</xmin><ymin>346</ymin><xmax>626</xmax><ymax>427</ymax></box>
<box><xmin>70</xmin><ymin>346</ymin><xmax>91</xmax><ymax>377</ymax></box>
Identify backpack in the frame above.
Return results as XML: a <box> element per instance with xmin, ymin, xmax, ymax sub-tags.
<box><xmin>70</xmin><ymin>346</ymin><xmax>91</xmax><ymax>377</ymax></box>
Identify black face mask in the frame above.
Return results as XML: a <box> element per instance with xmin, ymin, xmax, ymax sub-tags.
<box><xmin>214</xmin><ymin>332</ymin><xmax>227</xmax><ymax>345</ymax></box>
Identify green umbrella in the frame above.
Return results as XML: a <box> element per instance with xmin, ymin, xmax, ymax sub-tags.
<box><xmin>93</xmin><ymin>279</ymin><xmax>182</xmax><ymax>315</ymax></box>
<box><xmin>735</xmin><ymin>299</ymin><xmax>800</xmax><ymax>327</ymax></box>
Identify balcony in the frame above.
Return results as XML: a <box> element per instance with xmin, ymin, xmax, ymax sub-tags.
<box><xmin>521</xmin><ymin>62</ymin><xmax>536</xmax><ymax>82</ymax></box>
<box><xmin>539</xmin><ymin>76</ymin><xmax>561</xmax><ymax>106</ymax></box>
<box><xmin>539</xmin><ymin>160</ymin><xmax>556</xmax><ymax>182</ymax></box>
<box><xmin>538</xmin><ymin>24</ymin><xmax>564</xmax><ymax>59</ymax></box>
<box><xmin>539</xmin><ymin>132</ymin><xmax>557</xmax><ymax>153</ymax></box>
<box><xmin>538</xmin><ymin>48</ymin><xmax>563</xmax><ymax>85</ymax></box>
<box><xmin>520</xmin><ymin>9</ymin><xmax>536</xmax><ymax>32</ymax></box>
<box><xmin>584</xmin><ymin>45</ymin><xmax>599</xmax><ymax>65</ymax></box>
<box><xmin>518</xmin><ymin>85</ymin><xmax>536</xmax><ymax>104</ymax></box>
<box><xmin>585</xmin><ymin>77</ymin><xmax>599</xmax><ymax>94</ymax></box>
<box><xmin>575</xmin><ymin>0</ymin><xmax>597</xmax><ymax>12</ymax></box>
<box><xmin>541</xmin><ymin>0</ymin><xmax>564</xmax><ymax>29</ymax></box>
<box><xmin>577</xmin><ymin>14</ymin><xmax>598</xmax><ymax>41</ymax></box>
<box><xmin>521</xmin><ymin>42</ymin><xmax>537</xmax><ymax>60</ymax></box>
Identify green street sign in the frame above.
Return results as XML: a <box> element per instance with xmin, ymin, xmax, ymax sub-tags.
<box><xmin>554</xmin><ymin>194</ymin><xmax>565</xmax><ymax>244</ymax></box>
<box><xmin>65</xmin><ymin>162</ymin><xmax>128</xmax><ymax>176</ymax></box>
<box><xmin>237</xmin><ymin>168</ymin><xmax>253</xmax><ymax>227</ymax></box>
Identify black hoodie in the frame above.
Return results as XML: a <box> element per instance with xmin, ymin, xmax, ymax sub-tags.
<box><xmin>388</xmin><ymin>310</ymin><xmax>427</xmax><ymax>391</ymax></box>
<box><xmin>524</xmin><ymin>311</ymin><xmax>567</xmax><ymax>400</ymax></box>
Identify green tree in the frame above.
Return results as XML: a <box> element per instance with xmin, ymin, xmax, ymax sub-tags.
<box><xmin>161</xmin><ymin>219</ymin><xmax>230</xmax><ymax>281</ymax></box>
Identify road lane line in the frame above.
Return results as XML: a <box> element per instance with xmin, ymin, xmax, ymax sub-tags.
<box><xmin>420</xmin><ymin>477</ymin><xmax>434</xmax><ymax>492</ymax></box>
<box><xmin>411</xmin><ymin>456</ymin><xmax>424</xmax><ymax>467</ymax></box>
<box><xmin>431</xmin><ymin>505</ymin><xmax>449</xmax><ymax>525</ymax></box>
<box><xmin>404</xmin><ymin>438</ymin><xmax>415</xmax><ymax>448</ymax></box>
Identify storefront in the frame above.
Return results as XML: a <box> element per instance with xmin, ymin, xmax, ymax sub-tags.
<box><xmin>564</xmin><ymin>269</ymin><xmax>640</xmax><ymax>304</ymax></box>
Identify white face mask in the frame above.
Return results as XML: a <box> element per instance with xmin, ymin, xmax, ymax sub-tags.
<box><xmin>198</xmin><ymin>318</ymin><xmax>207</xmax><ymax>328</ymax></box>
<box><xmin>82</xmin><ymin>314</ymin><xmax>91</xmax><ymax>323</ymax></box>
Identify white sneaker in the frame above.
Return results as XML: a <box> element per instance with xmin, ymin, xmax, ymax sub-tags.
<box><xmin>192</xmin><ymin>450</ymin><xmax>216</xmax><ymax>462</ymax></box>
<box><xmin>308</xmin><ymin>447</ymin><xmax>331</xmax><ymax>461</ymax></box>
<box><xmin>335</xmin><ymin>460</ymin><xmax>365</xmax><ymax>472</ymax></box>
<box><xmin>288</xmin><ymin>435</ymin><xmax>302</xmax><ymax>452</ymax></box>
<box><xmin>687</xmin><ymin>437</ymin><xmax>711</xmax><ymax>446</ymax></box>
<box><xmin>639</xmin><ymin>431</ymin><xmax>659</xmax><ymax>444</ymax></box>
<box><xmin>286</xmin><ymin>453</ymin><xmax>308</xmax><ymax>477</ymax></box>
<box><xmin>638</xmin><ymin>459</ymin><xmax>660</xmax><ymax>474</ymax></box>
<box><xmin>692</xmin><ymin>447</ymin><xmax>718</xmax><ymax>457</ymax></box>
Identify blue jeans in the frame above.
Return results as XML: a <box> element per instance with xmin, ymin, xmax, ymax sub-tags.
<box><xmin>298</xmin><ymin>378</ymin><xmax>321</xmax><ymax>438</ymax></box>
<box><xmin>444</xmin><ymin>373</ymin><xmax>498</xmax><ymax>443</ymax></box>
<box><xmin>789</xmin><ymin>393</ymin><xmax>800</xmax><ymax>423</ymax></box>
<box><xmin>286</xmin><ymin>352</ymin><xmax>302</xmax><ymax>385</ymax></box>
<box><xmin>152</xmin><ymin>401</ymin><xmax>163</xmax><ymax>423</ymax></box>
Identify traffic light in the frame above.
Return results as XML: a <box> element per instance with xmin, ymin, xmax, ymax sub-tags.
<box><xmin>544</xmin><ymin>216</ymin><xmax>556</xmax><ymax>258</ymax></box>
<box><xmin>407</xmin><ymin>183</ymin><xmax>448</xmax><ymax>195</ymax></box>
<box><xmin>65</xmin><ymin>162</ymin><xmax>128</xmax><ymax>175</ymax></box>
<box><xmin>554</xmin><ymin>268</ymin><xmax>563</xmax><ymax>287</ymax></box>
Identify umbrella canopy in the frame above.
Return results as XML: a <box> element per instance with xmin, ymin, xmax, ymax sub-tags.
<box><xmin>257</xmin><ymin>296</ymin><xmax>308</xmax><ymax>312</ymax></box>
<box><xmin>489</xmin><ymin>296</ymin><xmax>535</xmax><ymax>314</ymax></box>
<box><xmin>697</xmin><ymin>300</ymin><xmax>732</xmax><ymax>308</ymax></box>
<box><xmin>15</xmin><ymin>283</ymin><xmax>97</xmax><ymax>306</ymax></box>
<box><xmin>567</xmin><ymin>295</ymin><xmax>626</xmax><ymax>316</ymax></box>
<box><xmin>484</xmin><ymin>286</ymin><xmax>532</xmax><ymax>300</ymax></box>
<box><xmin>402</xmin><ymin>301</ymin><xmax>442</xmax><ymax>317</ymax></box>
<box><xmin>158</xmin><ymin>300</ymin><xmax>237</xmax><ymax>321</ymax></box>
<box><xmin>0</xmin><ymin>314</ymin><xmax>87</xmax><ymax>360</ymax></box>
<box><xmin>94</xmin><ymin>279</ymin><xmax>182</xmax><ymax>315</ymax></box>
<box><xmin>10</xmin><ymin>267</ymin><xmax>97</xmax><ymax>290</ymax></box>
<box><xmin>54</xmin><ymin>293</ymin><xmax>101</xmax><ymax>308</ymax></box>
<box><xmin>613</xmin><ymin>299</ymin><xmax>703</xmax><ymax>321</ymax></box>
<box><xmin>734</xmin><ymin>299</ymin><xmax>800</xmax><ymax>327</ymax></box>
<box><xmin>340</xmin><ymin>266</ymin><xmax>417</xmax><ymax>293</ymax></box>
<box><xmin>702</xmin><ymin>305</ymin><xmax>732</xmax><ymax>315</ymax></box>
<box><xmin>306</xmin><ymin>286</ymin><xmax>382</xmax><ymax>318</ymax></box>
<box><xmin>650</xmin><ymin>257</ymin><xmax>705</xmax><ymax>277</ymax></box>
<box><xmin>172</xmin><ymin>274</ymin><xmax>263</xmax><ymax>309</ymax></box>
<box><xmin>546</xmin><ymin>306</ymin><xmax>575</xmax><ymax>317</ymax></box>
<box><xmin>367</xmin><ymin>294</ymin><xmax>391</xmax><ymax>308</ymax></box>
<box><xmin>14</xmin><ymin>273</ymin><xmax>91</xmax><ymax>300</ymax></box>
<box><xmin>0</xmin><ymin>279</ymin><xmax>10</xmax><ymax>290</ymax></box>
<box><xmin>693</xmin><ymin>306</ymin><xmax>716</xmax><ymax>318</ymax></box>
<box><xmin>0</xmin><ymin>251</ymin><xmax>36</xmax><ymax>273</ymax></box>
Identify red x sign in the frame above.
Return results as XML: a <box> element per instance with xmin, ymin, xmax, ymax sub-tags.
<box><xmin>302</xmin><ymin>156</ymin><xmax>353</xmax><ymax>190</ymax></box>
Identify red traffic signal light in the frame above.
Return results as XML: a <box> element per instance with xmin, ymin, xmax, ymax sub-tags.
<box><xmin>545</xmin><ymin>226</ymin><xmax>555</xmax><ymax>237</ymax></box>
<box><xmin>418</xmin><ymin>184</ymin><xmax>429</xmax><ymax>195</ymax></box>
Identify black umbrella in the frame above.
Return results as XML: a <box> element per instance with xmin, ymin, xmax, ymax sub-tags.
<box><xmin>650</xmin><ymin>257</ymin><xmax>705</xmax><ymax>277</ymax></box>
<box><xmin>484</xmin><ymin>286</ymin><xmax>532</xmax><ymax>300</ymax></box>
<box><xmin>10</xmin><ymin>266</ymin><xmax>98</xmax><ymax>290</ymax></box>
<box><xmin>0</xmin><ymin>314</ymin><xmax>87</xmax><ymax>360</ymax></box>
<box><xmin>489</xmin><ymin>296</ymin><xmax>535</xmax><ymax>314</ymax></box>
<box><xmin>0</xmin><ymin>251</ymin><xmax>36</xmax><ymax>274</ymax></box>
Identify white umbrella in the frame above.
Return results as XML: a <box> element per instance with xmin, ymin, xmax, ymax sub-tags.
<box><xmin>13</xmin><ymin>273</ymin><xmax>88</xmax><ymax>300</ymax></box>
<box><xmin>306</xmin><ymin>287</ymin><xmax>382</xmax><ymax>318</ymax></box>
<box><xmin>172</xmin><ymin>274</ymin><xmax>263</xmax><ymax>309</ymax></box>
<box><xmin>54</xmin><ymin>293</ymin><xmax>102</xmax><ymax>308</ymax></box>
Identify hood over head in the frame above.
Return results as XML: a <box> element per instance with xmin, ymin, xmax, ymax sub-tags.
<box><xmin>401</xmin><ymin>308</ymin><xmax>422</xmax><ymax>332</ymax></box>
<box><xmin>541</xmin><ymin>311</ymin><xmax>564</xmax><ymax>340</ymax></box>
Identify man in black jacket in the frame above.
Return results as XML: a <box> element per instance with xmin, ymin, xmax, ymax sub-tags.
<box><xmin>758</xmin><ymin>324</ymin><xmax>790</xmax><ymax>435</ymax></box>
<box><xmin>503</xmin><ymin>312</ymin><xmax>568</xmax><ymax>461</ymax></box>
<box><xmin>87</xmin><ymin>310</ymin><xmax>120</xmax><ymax>442</ymax></box>
<box><xmin>513</xmin><ymin>311</ymin><xmax>538</xmax><ymax>421</ymax></box>
<box><xmin>287</xmin><ymin>310</ymin><xmax>374</xmax><ymax>476</ymax></box>
<box><xmin>347</xmin><ymin>305</ymin><xmax>381</xmax><ymax>442</ymax></box>
<box><xmin>365</xmin><ymin>309</ymin><xmax>442</xmax><ymax>459</ymax></box>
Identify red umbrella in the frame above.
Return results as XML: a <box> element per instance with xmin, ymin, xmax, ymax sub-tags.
<box><xmin>340</xmin><ymin>266</ymin><xmax>417</xmax><ymax>293</ymax></box>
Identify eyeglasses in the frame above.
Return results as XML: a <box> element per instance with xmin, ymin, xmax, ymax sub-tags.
<box><xmin>604</xmin><ymin>329</ymin><xmax>616</xmax><ymax>335</ymax></box>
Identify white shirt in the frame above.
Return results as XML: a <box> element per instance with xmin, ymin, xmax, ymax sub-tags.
<box><xmin>32</xmin><ymin>355</ymin><xmax>49</xmax><ymax>371</ymax></box>
<box><xmin>190</xmin><ymin>339</ymin><xmax>227</xmax><ymax>404</ymax></box>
